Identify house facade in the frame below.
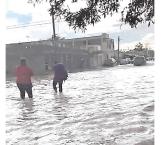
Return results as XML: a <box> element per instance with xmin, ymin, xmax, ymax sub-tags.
<box><xmin>61</xmin><ymin>33</ymin><xmax>115</xmax><ymax>66</ymax></box>
<box><xmin>6</xmin><ymin>33</ymin><xmax>115</xmax><ymax>75</ymax></box>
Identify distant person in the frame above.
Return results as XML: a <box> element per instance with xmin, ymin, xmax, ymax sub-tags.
<box><xmin>15</xmin><ymin>58</ymin><xmax>33</xmax><ymax>99</ymax></box>
<box><xmin>45</xmin><ymin>62</ymin><xmax>49</xmax><ymax>71</ymax></box>
<box><xmin>80</xmin><ymin>57</ymin><xmax>85</xmax><ymax>68</ymax></box>
<box><xmin>53</xmin><ymin>61</ymin><xmax>68</xmax><ymax>93</ymax></box>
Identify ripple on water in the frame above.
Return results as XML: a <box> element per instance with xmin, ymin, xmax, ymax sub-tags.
<box><xmin>134</xmin><ymin>138</ymin><xmax>154</xmax><ymax>145</ymax></box>
<box><xmin>143</xmin><ymin>104</ymin><xmax>154</xmax><ymax>112</ymax></box>
<box><xmin>6</xmin><ymin>65</ymin><xmax>154</xmax><ymax>145</ymax></box>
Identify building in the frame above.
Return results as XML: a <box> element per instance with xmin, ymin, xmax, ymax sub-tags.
<box><xmin>6</xmin><ymin>33</ymin><xmax>115</xmax><ymax>75</ymax></box>
<box><xmin>62</xmin><ymin>33</ymin><xmax>115</xmax><ymax>66</ymax></box>
<box><xmin>6</xmin><ymin>41</ymin><xmax>89</xmax><ymax>75</ymax></box>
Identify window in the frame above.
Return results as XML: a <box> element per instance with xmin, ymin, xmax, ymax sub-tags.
<box><xmin>103</xmin><ymin>37</ymin><xmax>106</xmax><ymax>42</ymax></box>
<box><xmin>58</xmin><ymin>43</ymin><xmax>61</xmax><ymax>47</ymax></box>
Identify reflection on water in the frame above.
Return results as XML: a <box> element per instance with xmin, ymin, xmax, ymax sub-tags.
<box><xmin>6</xmin><ymin>64</ymin><xmax>154</xmax><ymax>145</ymax></box>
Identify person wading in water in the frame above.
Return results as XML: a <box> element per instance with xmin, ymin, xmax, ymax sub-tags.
<box><xmin>52</xmin><ymin>61</ymin><xmax>68</xmax><ymax>93</ymax></box>
<box><xmin>15</xmin><ymin>58</ymin><xmax>33</xmax><ymax>99</ymax></box>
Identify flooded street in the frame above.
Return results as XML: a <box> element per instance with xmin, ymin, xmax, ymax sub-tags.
<box><xmin>6</xmin><ymin>64</ymin><xmax>154</xmax><ymax>145</ymax></box>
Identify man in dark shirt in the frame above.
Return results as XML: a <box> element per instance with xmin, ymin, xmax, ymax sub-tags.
<box><xmin>53</xmin><ymin>62</ymin><xmax>68</xmax><ymax>93</ymax></box>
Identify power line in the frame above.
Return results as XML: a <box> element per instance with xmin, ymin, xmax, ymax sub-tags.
<box><xmin>7</xmin><ymin>22</ymin><xmax>51</xmax><ymax>29</ymax></box>
<box><xmin>7</xmin><ymin>19</ymin><xmax>51</xmax><ymax>26</ymax></box>
<box><xmin>7</xmin><ymin>19</ymin><xmax>65</xmax><ymax>29</ymax></box>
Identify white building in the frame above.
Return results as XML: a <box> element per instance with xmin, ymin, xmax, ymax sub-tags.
<box><xmin>62</xmin><ymin>33</ymin><xmax>115</xmax><ymax>67</ymax></box>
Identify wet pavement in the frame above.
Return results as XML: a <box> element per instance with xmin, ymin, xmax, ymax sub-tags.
<box><xmin>6</xmin><ymin>63</ymin><xmax>154</xmax><ymax>145</ymax></box>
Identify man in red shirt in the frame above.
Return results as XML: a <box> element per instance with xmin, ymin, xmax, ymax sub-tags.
<box><xmin>15</xmin><ymin>58</ymin><xmax>33</xmax><ymax>99</ymax></box>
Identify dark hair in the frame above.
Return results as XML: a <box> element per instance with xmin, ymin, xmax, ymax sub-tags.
<box><xmin>20</xmin><ymin>57</ymin><xmax>26</xmax><ymax>65</ymax></box>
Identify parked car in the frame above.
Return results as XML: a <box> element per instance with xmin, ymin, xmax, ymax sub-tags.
<box><xmin>125</xmin><ymin>58</ymin><xmax>131</xmax><ymax>64</ymax></box>
<box><xmin>103</xmin><ymin>58</ymin><xmax>117</xmax><ymax>67</ymax></box>
<box><xmin>146</xmin><ymin>57</ymin><xmax>155</xmax><ymax>61</ymax></box>
<box><xmin>119</xmin><ymin>58</ymin><xmax>132</xmax><ymax>65</ymax></box>
<box><xmin>133</xmin><ymin>56</ymin><xmax>146</xmax><ymax>66</ymax></box>
<box><xmin>129</xmin><ymin>59</ymin><xmax>134</xmax><ymax>64</ymax></box>
<box><xmin>120</xmin><ymin>59</ymin><xmax>129</xmax><ymax>65</ymax></box>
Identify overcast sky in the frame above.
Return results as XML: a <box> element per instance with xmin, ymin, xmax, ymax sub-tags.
<box><xmin>6</xmin><ymin>0</ymin><xmax>154</xmax><ymax>50</ymax></box>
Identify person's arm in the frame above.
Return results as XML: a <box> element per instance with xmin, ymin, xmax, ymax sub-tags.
<box><xmin>65</xmin><ymin>69</ymin><xmax>68</xmax><ymax>77</ymax></box>
<box><xmin>64</xmin><ymin>69</ymin><xmax>68</xmax><ymax>80</ymax></box>
<box><xmin>53</xmin><ymin>65</ymin><xmax>56</xmax><ymax>76</ymax></box>
<box><xmin>30</xmin><ymin>69</ymin><xmax>33</xmax><ymax>76</ymax></box>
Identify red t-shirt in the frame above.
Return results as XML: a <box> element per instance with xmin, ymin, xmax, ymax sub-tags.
<box><xmin>15</xmin><ymin>65</ymin><xmax>33</xmax><ymax>84</ymax></box>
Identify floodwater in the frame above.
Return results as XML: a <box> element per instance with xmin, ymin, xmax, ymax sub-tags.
<box><xmin>6</xmin><ymin>63</ymin><xmax>154</xmax><ymax>145</ymax></box>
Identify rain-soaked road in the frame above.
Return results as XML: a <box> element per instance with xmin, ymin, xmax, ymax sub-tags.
<box><xmin>6</xmin><ymin>63</ymin><xmax>154</xmax><ymax>145</ymax></box>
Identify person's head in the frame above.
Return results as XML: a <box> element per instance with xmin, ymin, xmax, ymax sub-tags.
<box><xmin>20</xmin><ymin>57</ymin><xmax>26</xmax><ymax>66</ymax></box>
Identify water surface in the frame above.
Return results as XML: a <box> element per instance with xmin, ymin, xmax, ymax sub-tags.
<box><xmin>6</xmin><ymin>64</ymin><xmax>154</xmax><ymax>145</ymax></box>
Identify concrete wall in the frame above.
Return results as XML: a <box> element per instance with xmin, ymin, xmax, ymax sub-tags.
<box><xmin>6</xmin><ymin>43</ymin><xmax>50</xmax><ymax>75</ymax></box>
<box><xmin>6</xmin><ymin>34</ymin><xmax>115</xmax><ymax>76</ymax></box>
<box><xmin>6</xmin><ymin>42</ymin><xmax>90</xmax><ymax>76</ymax></box>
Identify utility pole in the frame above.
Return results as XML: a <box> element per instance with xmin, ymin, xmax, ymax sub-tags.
<box><xmin>51</xmin><ymin>5</ymin><xmax>56</xmax><ymax>40</ymax></box>
<box><xmin>117</xmin><ymin>36</ymin><xmax>120</xmax><ymax>64</ymax></box>
<box><xmin>51</xmin><ymin>4</ymin><xmax>57</xmax><ymax>62</ymax></box>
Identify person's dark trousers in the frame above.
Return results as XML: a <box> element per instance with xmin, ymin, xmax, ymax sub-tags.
<box><xmin>17</xmin><ymin>83</ymin><xmax>33</xmax><ymax>99</ymax></box>
<box><xmin>53</xmin><ymin>80</ymin><xmax>63</xmax><ymax>93</ymax></box>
